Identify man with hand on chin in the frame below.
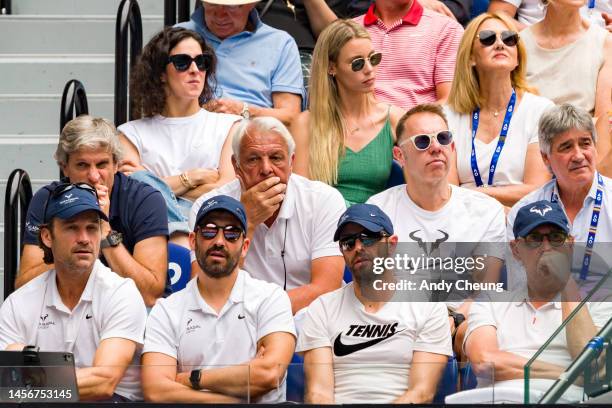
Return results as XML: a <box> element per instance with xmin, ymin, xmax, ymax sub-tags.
<box><xmin>142</xmin><ymin>195</ymin><xmax>296</xmax><ymax>403</ymax></box>
<box><xmin>190</xmin><ymin>117</ymin><xmax>346</xmax><ymax>314</ymax></box>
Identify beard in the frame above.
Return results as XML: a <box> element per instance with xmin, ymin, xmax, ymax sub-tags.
<box><xmin>195</xmin><ymin>242</ymin><xmax>240</xmax><ymax>279</ymax></box>
<box><xmin>350</xmin><ymin>242</ymin><xmax>390</xmax><ymax>287</ymax></box>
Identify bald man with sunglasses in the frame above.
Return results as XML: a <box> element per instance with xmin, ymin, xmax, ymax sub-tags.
<box><xmin>367</xmin><ymin>103</ymin><xmax>506</xmax><ymax>353</ymax></box>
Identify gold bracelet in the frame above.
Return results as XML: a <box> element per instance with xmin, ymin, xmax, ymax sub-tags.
<box><xmin>179</xmin><ymin>172</ymin><xmax>196</xmax><ymax>190</ymax></box>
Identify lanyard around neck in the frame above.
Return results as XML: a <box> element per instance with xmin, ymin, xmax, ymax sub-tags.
<box><xmin>551</xmin><ymin>173</ymin><xmax>604</xmax><ymax>280</ymax></box>
<box><xmin>470</xmin><ymin>89</ymin><xmax>516</xmax><ymax>187</ymax></box>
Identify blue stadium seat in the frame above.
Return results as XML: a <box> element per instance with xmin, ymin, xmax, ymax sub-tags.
<box><xmin>343</xmin><ymin>265</ymin><xmax>353</xmax><ymax>284</ymax></box>
<box><xmin>386</xmin><ymin>160</ymin><xmax>405</xmax><ymax>188</ymax></box>
<box><xmin>460</xmin><ymin>362</ymin><xmax>479</xmax><ymax>390</ymax></box>
<box><xmin>434</xmin><ymin>355</ymin><xmax>459</xmax><ymax>403</ymax></box>
<box><xmin>167</xmin><ymin>242</ymin><xmax>191</xmax><ymax>294</ymax></box>
<box><xmin>286</xmin><ymin>353</ymin><xmax>305</xmax><ymax>402</ymax></box>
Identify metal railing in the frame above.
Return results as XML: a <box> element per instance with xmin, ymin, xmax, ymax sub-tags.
<box><xmin>60</xmin><ymin>79</ymin><xmax>89</xmax><ymax>132</ymax></box>
<box><xmin>1</xmin><ymin>0</ymin><xmax>11</xmax><ymax>15</ymax></box>
<box><xmin>3</xmin><ymin>169</ymin><xmax>33</xmax><ymax>300</ymax></box>
<box><xmin>164</xmin><ymin>0</ymin><xmax>196</xmax><ymax>26</ymax></box>
<box><xmin>114</xmin><ymin>0</ymin><xmax>143</xmax><ymax>127</ymax></box>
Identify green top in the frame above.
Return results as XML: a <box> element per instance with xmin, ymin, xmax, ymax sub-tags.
<box><xmin>335</xmin><ymin>115</ymin><xmax>394</xmax><ymax>206</ymax></box>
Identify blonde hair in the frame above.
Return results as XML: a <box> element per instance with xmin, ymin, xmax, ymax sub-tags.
<box><xmin>308</xmin><ymin>19</ymin><xmax>372</xmax><ymax>185</ymax></box>
<box><xmin>447</xmin><ymin>12</ymin><xmax>536</xmax><ymax>114</ymax></box>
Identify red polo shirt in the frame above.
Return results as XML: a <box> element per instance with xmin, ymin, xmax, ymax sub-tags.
<box><xmin>355</xmin><ymin>1</ymin><xmax>463</xmax><ymax>109</ymax></box>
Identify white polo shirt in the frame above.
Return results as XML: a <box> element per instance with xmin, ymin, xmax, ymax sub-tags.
<box><xmin>506</xmin><ymin>174</ymin><xmax>612</xmax><ymax>289</ymax></box>
<box><xmin>189</xmin><ymin>174</ymin><xmax>346</xmax><ymax>289</ymax></box>
<box><xmin>143</xmin><ymin>270</ymin><xmax>296</xmax><ymax>403</ymax></box>
<box><xmin>464</xmin><ymin>293</ymin><xmax>612</xmax><ymax>388</ymax></box>
<box><xmin>296</xmin><ymin>283</ymin><xmax>453</xmax><ymax>403</ymax></box>
<box><xmin>0</xmin><ymin>261</ymin><xmax>147</xmax><ymax>401</ymax></box>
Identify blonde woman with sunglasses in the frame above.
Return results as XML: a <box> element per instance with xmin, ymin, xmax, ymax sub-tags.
<box><xmin>291</xmin><ymin>19</ymin><xmax>404</xmax><ymax>206</ymax></box>
<box><xmin>445</xmin><ymin>12</ymin><xmax>553</xmax><ymax>208</ymax></box>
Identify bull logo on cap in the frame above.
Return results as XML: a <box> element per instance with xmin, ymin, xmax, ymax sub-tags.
<box><xmin>529</xmin><ymin>205</ymin><xmax>552</xmax><ymax>217</ymax></box>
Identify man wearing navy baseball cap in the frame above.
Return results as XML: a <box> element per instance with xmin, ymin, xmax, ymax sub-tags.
<box><xmin>460</xmin><ymin>200</ymin><xmax>612</xmax><ymax>402</ymax></box>
<box><xmin>0</xmin><ymin>183</ymin><xmax>147</xmax><ymax>401</ymax></box>
<box><xmin>297</xmin><ymin>204</ymin><xmax>453</xmax><ymax>404</ymax></box>
<box><xmin>142</xmin><ymin>195</ymin><xmax>296</xmax><ymax>403</ymax></box>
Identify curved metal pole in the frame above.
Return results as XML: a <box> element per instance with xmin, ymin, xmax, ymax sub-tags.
<box><xmin>1</xmin><ymin>0</ymin><xmax>11</xmax><ymax>15</ymax></box>
<box><xmin>60</xmin><ymin>79</ymin><xmax>89</xmax><ymax>133</ymax></box>
<box><xmin>114</xmin><ymin>0</ymin><xmax>143</xmax><ymax>127</ymax></box>
<box><xmin>4</xmin><ymin>169</ymin><xmax>33</xmax><ymax>300</ymax></box>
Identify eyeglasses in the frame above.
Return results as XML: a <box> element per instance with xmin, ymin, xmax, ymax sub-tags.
<box><xmin>350</xmin><ymin>52</ymin><xmax>382</xmax><ymax>72</ymax></box>
<box><xmin>400</xmin><ymin>130</ymin><xmax>453</xmax><ymax>151</ymax></box>
<box><xmin>43</xmin><ymin>183</ymin><xmax>98</xmax><ymax>222</ymax></box>
<box><xmin>197</xmin><ymin>223</ymin><xmax>243</xmax><ymax>242</ymax></box>
<box><xmin>339</xmin><ymin>232</ymin><xmax>387</xmax><ymax>252</ymax></box>
<box><xmin>167</xmin><ymin>53</ymin><xmax>212</xmax><ymax>72</ymax></box>
<box><xmin>478</xmin><ymin>30</ymin><xmax>519</xmax><ymax>47</ymax></box>
<box><xmin>522</xmin><ymin>231</ymin><xmax>569</xmax><ymax>249</ymax></box>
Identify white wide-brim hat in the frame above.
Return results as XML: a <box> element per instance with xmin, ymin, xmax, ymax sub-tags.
<box><xmin>202</xmin><ymin>0</ymin><xmax>261</xmax><ymax>5</ymax></box>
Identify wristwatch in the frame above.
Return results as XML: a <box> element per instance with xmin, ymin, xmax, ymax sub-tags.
<box><xmin>448</xmin><ymin>310</ymin><xmax>466</xmax><ymax>329</ymax></box>
<box><xmin>190</xmin><ymin>369</ymin><xmax>202</xmax><ymax>390</ymax></box>
<box><xmin>101</xmin><ymin>231</ymin><xmax>123</xmax><ymax>249</ymax></box>
<box><xmin>241</xmin><ymin>102</ymin><xmax>250</xmax><ymax>120</ymax></box>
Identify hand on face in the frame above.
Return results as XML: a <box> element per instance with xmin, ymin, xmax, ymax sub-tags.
<box><xmin>237</xmin><ymin>175</ymin><xmax>286</xmax><ymax>227</ymax></box>
<box><xmin>94</xmin><ymin>183</ymin><xmax>110</xmax><ymax>218</ymax></box>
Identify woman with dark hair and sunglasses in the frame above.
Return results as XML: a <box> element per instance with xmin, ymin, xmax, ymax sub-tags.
<box><xmin>118</xmin><ymin>27</ymin><xmax>240</xmax><ymax>247</ymax></box>
<box><xmin>290</xmin><ymin>19</ymin><xmax>404</xmax><ymax>206</ymax></box>
<box><xmin>520</xmin><ymin>0</ymin><xmax>611</xmax><ymax>171</ymax></box>
<box><xmin>444</xmin><ymin>12</ymin><xmax>553</xmax><ymax>208</ymax></box>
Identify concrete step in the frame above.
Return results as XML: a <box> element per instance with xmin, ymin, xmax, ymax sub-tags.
<box><xmin>0</xmin><ymin>15</ymin><xmax>164</xmax><ymax>54</ymax></box>
<box><xmin>0</xmin><ymin>94</ymin><xmax>115</xmax><ymax>135</ymax></box>
<box><xmin>12</xmin><ymin>0</ymin><xmax>168</xmax><ymax>16</ymax></box>
<box><xmin>0</xmin><ymin>55</ymin><xmax>115</xmax><ymax>94</ymax></box>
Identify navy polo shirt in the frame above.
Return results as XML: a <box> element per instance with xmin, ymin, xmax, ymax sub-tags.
<box><xmin>25</xmin><ymin>173</ymin><xmax>169</xmax><ymax>254</ymax></box>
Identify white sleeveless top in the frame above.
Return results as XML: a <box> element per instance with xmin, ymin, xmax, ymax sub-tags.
<box><xmin>522</xmin><ymin>23</ymin><xmax>607</xmax><ymax>115</ymax></box>
<box><xmin>118</xmin><ymin>109</ymin><xmax>240</xmax><ymax>177</ymax></box>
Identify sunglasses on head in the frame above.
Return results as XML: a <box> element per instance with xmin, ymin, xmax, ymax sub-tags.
<box><xmin>478</xmin><ymin>30</ymin><xmax>519</xmax><ymax>47</ymax></box>
<box><xmin>400</xmin><ymin>130</ymin><xmax>453</xmax><ymax>151</ymax></box>
<box><xmin>43</xmin><ymin>183</ymin><xmax>98</xmax><ymax>222</ymax></box>
<box><xmin>339</xmin><ymin>232</ymin><xmax>387</xmax><ymax>252</ymax></box>
<box><xmin>350</xmin><ymin>52</ymin><xmax>382</xmax><ymax>72</ymax></box>
<box><xmin>522</xmin><ymin>231</ymin><xmax>568</xmax><ymax>249</ymax></box>
<box><xmin>167</xmin><ymin>53</ymin><xmax>212</xmax><ymax>72</ymax></box>
<box><xmin>197</xmin><ymin>223</ymin><xmax>243</xmax><ymax>242</ymax></box>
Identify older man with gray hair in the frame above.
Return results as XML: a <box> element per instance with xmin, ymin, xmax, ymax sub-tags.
<box><xmin>507</xmin><ymin>103</ymin><xmax>612</xmax><ymax>287</ymax></box>
<box><xmin>19</xmin><ymin>115</ymin><xmax>169</xmax><ymax>307</ymax></box>
<box><xmin>189</xmin><ymin>117</ymin><xmax>346</xmax><ymax>314</ymax></box>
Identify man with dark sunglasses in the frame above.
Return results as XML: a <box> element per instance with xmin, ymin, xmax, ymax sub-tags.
<box><xmin>368</xmin><ymin>103</ymin><xmax>506</xmax><ymax>353</ymax></box>
<box><xmin>456</xmin><ymin>200</ymin><xmax>612</xmax><ymax>403</ymax></box>
<box><xmin>142</xmin><ymin>195</ymin><xmax>296</xmax><ymax>403</ymax></box>
<box><xmin>176</xmin><ymin>0</ymin><xmax>303</xmax><ymax>126</ymax></box>
<box><xmin>297</xmin><ymin>204</ymin><xmax>452</xmax><ymax>403</ymax></box>
<box><xmin>19</xmin><ymin>115</ymin><xmax>169</xmax><ymax>307</ymax></box>
<box><xmin>0</xmin><ymin>186</ymin><xmax>147</xmax><ymax>401</ymax></box>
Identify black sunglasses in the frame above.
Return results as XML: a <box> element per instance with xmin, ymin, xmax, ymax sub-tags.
<box><xmin>339</xmin><ymin>232</ymin><xmax>387</xmax><ymax>252</ymax></box>
<box><xmin>478</xmin><ymin>30</ymin><xmax>519</xmax><ymax>47</ymax></box>
<box><xmin>400</xmin><ymin>130</ymin><xmax>453</xmax><ymax>151</ymax></box>
<box><xmin>350</xmin><ymin>52</ymin><xmax>382</xmax><ymax>72</ymax></box>
<box><xmin>167</xmin><ymin>53</ymin><xmax>212</xmax><ymax>72</ymax></box>
<box><xmin>43</xmin><ymin>183</ymin><xmax>98</xmax><ymax>223</ymax></box>
<box><xmin>523</xmin><ymin>231</ymin><xmax>568</xmax><ymax>249</ymax></box>
<box><xmin>197</xmin><ymin>223</ymin><xmax>243</xmax><ymax>242</ymax></box>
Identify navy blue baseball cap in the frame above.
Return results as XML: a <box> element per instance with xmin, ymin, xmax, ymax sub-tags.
<box><xmin>513</xmin><ymin>200</ymin><xmax>570</xmax><ymax>238</ymax></box>
<box><xmin>194</xmin><ymin>195</ymin><xmax>248</xmax><ymax>233</ymax></box>
<box><xmin>334</xmin><ymin>203</ymin><xmax>394</xmax><ymax>241</ymax></box>
<box><xmin>44</xmin><ymin>184</ymin><xmax>108</xmax><ymax>223</ymax></box>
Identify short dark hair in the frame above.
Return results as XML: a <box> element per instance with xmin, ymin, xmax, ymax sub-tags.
<box><xmin>130</xmin><ymin>27</ymin><xmax>217</xmax><ymax>118</ymax></box>
<box><xmin>396</xmin><ymin>103</ymin><xmax>449</xmax><ymax>146</ymax></box>
<box><xmin>37</xmin><ymin>220</ymin><xmax>55</xmax><ymax>265</ymax></box>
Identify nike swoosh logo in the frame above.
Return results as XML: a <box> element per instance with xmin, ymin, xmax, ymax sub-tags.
<box><xmin>85</xmin><ymin>314</ymin><xmax>93</xmax><ymax>319</ymax></box>
<box><xmin>333</xmin><ymin>329</ymin><xmax>403</xmax><ymax>357</ymax></box>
